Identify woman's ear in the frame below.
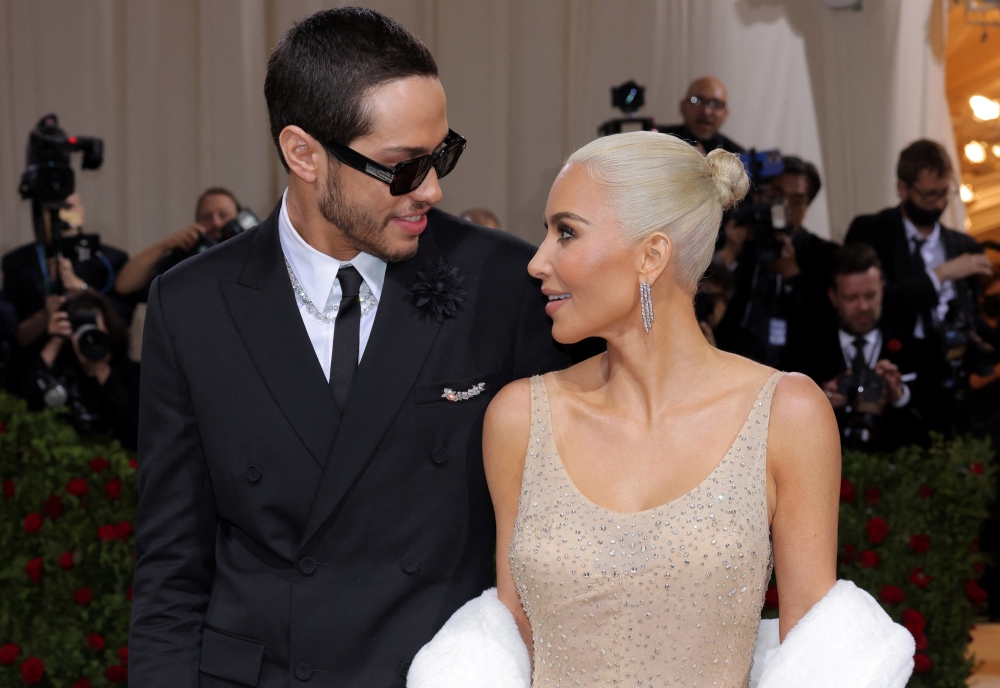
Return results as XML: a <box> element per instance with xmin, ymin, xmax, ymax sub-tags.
<box><xmin>640</xmin><ymin>232</ymin><xmax>673</xmax><ymax>286</ymax></box>
<box><xmin>279</xmin><ymin>125</ymin><xmax>324</xmax><ymax>184</ymax></box>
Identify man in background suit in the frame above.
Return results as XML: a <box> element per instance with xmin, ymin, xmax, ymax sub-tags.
<box><xmin>130</xmin><ymin>9</ymin><xmax>568</xmax><ymax>687</ymax></box>
<box><xmin>802</xmin><ymin>244</ymin><xmax>925</xmax><ymax>451</ymax></box>
<box><xmin>845</xmin><ymin>139</ymin><xmax>990</xmax><ymax>340</ymax></box>
<box><xmin>658</xmin><ymin>76</ymin><xmax>745</xmax><ymax>155</ymax></box>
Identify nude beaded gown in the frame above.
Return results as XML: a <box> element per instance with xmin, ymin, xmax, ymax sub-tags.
<box><xmin>509</xmin><ymin>372</ymin><xmax>782</xmax><ymax>687</ymax></box>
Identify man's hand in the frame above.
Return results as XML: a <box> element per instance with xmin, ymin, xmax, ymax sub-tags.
<box><xmin>768</xmin><ymin>234</ymin><xmax>801</xmax><ymax>279</ymax></box>
<box><xmin>821</xmin><ymin>377</ymin><xmax>847</xmax><ymax>410</ymax></box>
<box><xmin>874</xmin><ymin>359</ymin><xmax>904</xmax><ymax>405</ymax></box>
<box><xmin>57</xmin><ymin>257</ymin><xmax>88</xmax><ymax>293</ymax></box>
<box><xmin>47</xmin><ymin>308</ymin><xmax>72</xmax><ymax>338</ymax></box>
<box><xmin>933</xmin><ymin>253</ymin><xmax>993</xmax><ymax>282</ymax></box>
<box><xmin>44</xmin><ymin>294</ymin><xmax>67</xmax><ymax>318</ymax></box>
<box><xmin>165</xmin><ymin>225</ymin><xmax>205</xmax><ymax>253</ymax></box>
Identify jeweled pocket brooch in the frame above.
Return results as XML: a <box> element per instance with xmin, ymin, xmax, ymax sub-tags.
<box><xmin>441</xmin><ymin>382</ymin><xmax>486</xmax><ymax>402</ymax></box>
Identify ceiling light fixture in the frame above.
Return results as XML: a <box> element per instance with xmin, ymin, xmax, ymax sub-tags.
<box><xmin>966</xmin><ymin>141</ymin><xmax>988</xmax><ymax>163</ymax></box>
<box><xmin>970</xmin><ymin>95</ymin><xmax>1000</xmax><ymax>120</ymax></box>
<box><xmin>960</xmin><ymin>183</ymin><xmax>975</xmax><ymax>203</ymax></box>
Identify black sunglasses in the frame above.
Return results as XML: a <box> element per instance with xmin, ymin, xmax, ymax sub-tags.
<box><xmin>322</xmin><ymin>129</ymin><xmax>467</xmax><ymax>196</ymax></box>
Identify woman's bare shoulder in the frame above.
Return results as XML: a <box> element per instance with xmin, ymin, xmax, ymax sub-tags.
<box><xmin>483</xmin><ymin>378</ymin><xmax>533</xmax><ymax>492</ymax></box>
<box><xmin>769</xmin><ymin>372</ymin><xmax>841</xmax><ymax>473</ymax></box>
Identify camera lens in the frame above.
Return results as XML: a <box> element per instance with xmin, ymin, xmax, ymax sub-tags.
<box><xmin>74</xmin><ymin>324</ymin><xmax>111</xmax><ymax>361</ymax></box>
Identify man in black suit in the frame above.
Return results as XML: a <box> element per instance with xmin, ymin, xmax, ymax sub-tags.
<box><xmin>658</xmin><ymin>76</ymin><xmax>745</xmax><ymax>155</ymax></box>
<box><xmin>844</xmin><ymin>139</ymin><xmax>991</xmax><ymax>340</ymax></box>
<box><xmin>802</xmin><ymin>244</ymin><xmax>925</xmax><ymax>451</ymax></box>
<box><xmin>130</xmin><ymin>9</ymin><xmax>568</xmax><ymax>688</ymax></box>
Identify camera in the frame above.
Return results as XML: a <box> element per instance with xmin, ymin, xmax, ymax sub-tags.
<box><xmin>733</xmin><ymin>202</ymin><xmax>788</xmax><ymax>264</ymax></box>
<box><xmin>18</xmin><ymin>114</ymin><xmax>103</xmax><ymax>204</ymax></box>
<box><xmin>192</xmin><ymin>208</ymin><xmax>260</xmax><ymax>253</ymax></box>
<box><xmin>62</xmin><ymin>310</ymin><xmax>112</xmax><ymax>362</ymax></box>
<box><xmin>836</xmin><ymin>365</ymin><xmax>887</xmax><ymax>448</ymax></box>
<box><xmin>599</xmin><ymin>81</ymin><xmax>657</xmax><ymax>137</ymax></box>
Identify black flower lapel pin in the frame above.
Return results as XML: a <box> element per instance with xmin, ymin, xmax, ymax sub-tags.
<box><xmin>409</xmin><ymin>258</ymin><xmax>468</xmax><ymax>322</ymax></box>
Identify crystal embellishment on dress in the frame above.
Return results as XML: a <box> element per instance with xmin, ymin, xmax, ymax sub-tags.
<box><xmin>441</xmin><ymin>382</ymin><xmax>486</xmax><ymax>402</ymax></box>
<box><xmin>509</xmin><ymin>372</ymin><xmax>782</xmax><ymax>687</ymax></box>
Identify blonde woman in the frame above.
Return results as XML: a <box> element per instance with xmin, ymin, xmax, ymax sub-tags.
<box><xmin>408</xmin><ymin>132</ymin><xmax>914</xmax><ymax>688</ymax></box>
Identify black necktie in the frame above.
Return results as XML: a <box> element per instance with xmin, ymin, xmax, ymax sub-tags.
<box><xmin>911</xmin><ymin>237</ymin><xmax>927</xmax><ymax>273</ymax></box>
<box><xmin>851</xmin><ymin>336</ymin><xmax>868</xmax><ymax>373</ymax></box>
<box><xmin>329</xmin><ymin>265</ymin><xmax>364</xmax><ymax>410</ymax></box>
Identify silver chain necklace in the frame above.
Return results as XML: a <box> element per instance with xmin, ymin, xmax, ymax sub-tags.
<box><xmin>284</xmin><ymin>258</ymin><xmax>378</xmax><ymax>323</ymax></box>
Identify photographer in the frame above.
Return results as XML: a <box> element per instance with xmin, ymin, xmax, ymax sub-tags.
<box><xmin>845</xmin><ymin>140</ymin><xmax>989</xmax><ymax>340</ymax></box>
<box><xmin>115</xmin><ymin>187</ymin><xmax>244</xmax><ymax>299</ymax></box>
<box><xmin>802</xmin><ymin>244</ymin><xmax>925</xmax><ymax>451</ymax></box>
<box><xmin>22</xmin><ymin>292</ymin><xmax>139</xmax><ymax>448</ymax></box>
<box><xmin>714</xmin><ymin>155</ymin><xmax>836</xmax><ymax>370</ymax></box>
<box><xmin>3</xmin><ymin>192</ymin><xmax>133</xmax><ymax>349</ymax></box>
<box><xmin>659</xmin><ymin>77</ymin><xmax>745</xmax><ymax>154</ymax></box>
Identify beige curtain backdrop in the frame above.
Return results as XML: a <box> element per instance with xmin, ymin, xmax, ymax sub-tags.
<box><xmin>0</xmin><ymin>0</ymin><xmax>960</xmax><ymax>267</ymax></box>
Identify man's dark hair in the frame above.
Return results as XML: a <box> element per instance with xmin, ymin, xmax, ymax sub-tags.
<box><xmin>264</xmin><ymin>8</ymin><xmax>438</xmax><ymax>170</ymax></box>
<box><xmin>897</xmin><ymin>139</ymin><xmax>953</xmax><ymax>186</ymax></box>
<box><xmin>195</xmin><ymin>187</ymin><xmax>240</xmax><ymax>221</ymax></box>
<box><xmin>781</xmin><ymin>156</ymin><xmax>822</xmax><ymax>202</ymax></box>
<box><xmin>832</xmin><ymin>243</ymin><xmax>883</xmax><ymax>280</ymax></box>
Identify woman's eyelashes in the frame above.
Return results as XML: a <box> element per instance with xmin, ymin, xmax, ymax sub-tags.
<box><xmin>557</xmin><ymin>222</ymin><xmax>576</xmax><ymax>241</ymax></box>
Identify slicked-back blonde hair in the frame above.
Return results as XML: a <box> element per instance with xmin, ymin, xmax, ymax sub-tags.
<box><xmin>566</xmin><ymin>131</ymin><xmax>749</xmax><ymax>291</ymax></box>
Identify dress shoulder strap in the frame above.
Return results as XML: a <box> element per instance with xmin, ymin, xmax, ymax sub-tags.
<box><xmin>754</xmin><ymin>370</ymin><xmax>785</xmax><ymax>438</ymax></box>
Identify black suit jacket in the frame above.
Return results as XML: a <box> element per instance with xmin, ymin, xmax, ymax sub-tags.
<box><xmin>657</xmin><ymin>124</ymin><xmax>746</xmax><ymax>154</ymax></box>
<box><xmin>844</xmin><ymin>206</ymin><xmax>980</xmax><ymax>337</ymax></box>
<box><xmin>129</xmin><ymin>204</ymin><xmax>569</xmax><ymax>687</ymax></box>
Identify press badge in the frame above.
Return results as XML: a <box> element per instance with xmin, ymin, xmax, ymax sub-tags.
<box><xmin>768</xmin><ymin>318</ymin><xmax>788</xmax><ymax>347</ymax></box>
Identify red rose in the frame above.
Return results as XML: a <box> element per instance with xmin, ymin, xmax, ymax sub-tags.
<box><xmin>66</xmin><ymin>478</ymin><xmax>88</xmax><ymax>497</ymax></box>
<box><xmin>73</xmin><ymin>679</ymin><xmax>92</xmax><ymax>688</ymax></box>
<box><xmin>0</xmin><ymin>420</ymin><xmax>6</xmax><ymax>433</ymax></box>
<box><xmin>886</xmin><ymin>338</ymin><xmax>903</xmax><ymax>353</ymax></box>
<box><xmin>2</xmin><ymin>479</ymin><xmax>13</xmax><ymax>499</ymax></box>
<box><xmin>970</xmin><ymin>463</ymin><xmax>984</xmax><ymax>475</ymax></box>
<box><xmin>902</xmin><ymin>609</ymin><xmax>926</xmax><ymax>634</ymax></box>
<box><xmin>913</xmin><ymin>631</ymin><xmax>928</xmax><ymax>650</ymax></box>
<box><xmin>909</xmin><ymin>567</ymin><xmax>933</xmax><ymax>589</ymax></box>
<box><xmin>971</xmin><ymin>537</ymin><xmax>981</xmax><ymax>553</ymax></box>
<box><xmin>23</xmin><ymin>512</ymin><xmax>43</xmax><ymax>534</ymax></box>
<box><xmin>764</xmin><ymin>585</ymin><xmax>778</xmax><ymax>609</ymax></box>
<box><xmin>90</xmin><ymin>457</ymin><xmax>109</xmax><ymax>474</ymax></box>
<box><xmin>20</xmin><ymin>656</ymin><xmax>44</xmax><ymax>684</ymax></box>
<box><xmin>74</xmin><ymin>587</ymin><xmax>93</xmax><ymax>605</ymax></box>
<box><xmin>118</xmin><ymin>646</ymin><xmax>128</xmax><ymax>665</ymax></box>
<box><xmin>864</xmin><ymin>487</ymin><xmax>880</xmax><ymax>507</ymax></box>
<box><xmin>58</xmin><ymin>551</ymin><xmax>74</xmax><ymax>570</ymax></box>
<box><xmin>24</xmin><ymin>557</ymin><xmax>43</xmax><ymax>585</ymax></box>
<box><xmin>840</xmin><ymin>543</ymin><xmax>857</xmax><ymax>564</ymax></box>
<box><xmin>105</xmin><ymin>665</ymin><xmax>128</xmax><ymax>683</ymax></box>
<box><xmin>0</xmin><ymin>643</ymin><xmax>19</xmax><ymax>665</ymax></box>
<box><xmin>879</xmin><ymin>585</ymin><xmax>905</xmax><ymax>605</ymax></box>
<box><xmin>967</xmin><ymin>579</ymin><xmax>988</xmax><ymax>605</ymax></box>
<box><xmin>86</xmin><ymin>634</ymin><xmax>105</xmax><ymax>651</ymax></box>
<box><xmin>114</xmin><ymin>520</ymin><xmax>132</xmax><ymax>539</ymax></box>
<box><xmin>44</xmin><ymin>495</ymin><xmax>63</xmax><ymax>520</ymax></box>
<box><xmin>866</xmin><ymin>517</ymin><xmax>888</xmax><ymax>544</ymax></box>
<box><xmin>103</xmin><ymin>479</ymin><xmax>122</xmax><ymax>500</ymax></box>
<box><xmin>859</xmin><ymin>550</ymin><xmax>880</xmax><ymax>568</ymax></box>
<box><xmin>909</xmin><ymin>533</ymin><xmax>930</xmax><ymax>554</ymax></box>
<box><xmin>128</xmin><ymin>459</ymin><xmax>137</xmax><ymax>470</ymax></box>
<box><xmin>126</xmin><ymin>586</ymin><xmax>133</xmax><ymax>602</ymax></box>
<box><xmin>919</xmin><ymin>484</ymin><xmax>934</xmax><ymax>499</ymax></box>
<box><xmin>913</xmin><ymin>653</ymin><xmax>933</xmax><ymax>673</ymax></box>
<box><xmin>97</xmin><ymin>524</ymin><xmax>118</xmax><ymax>542</ymax></box>
<box><xmin>840</xmin><ymin>478</ymin><xmax>856</xmax><ymax>504</ymax></box>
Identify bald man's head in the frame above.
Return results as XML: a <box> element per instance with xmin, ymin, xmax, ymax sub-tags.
<box><xmin>679</xmin><ymin>76</ymin><xmax>730</xmax><ymax>142</ymax></box>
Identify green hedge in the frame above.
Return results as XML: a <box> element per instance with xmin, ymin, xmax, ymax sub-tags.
<box><xmin>763</xmin><ymin>435</ymin><xmax>994</xmax><ymax>688</ymax></box>
<box><xmin>0</xmin><ymin>393</ymin><xmax>135</xmax><ymax>687</ymax></box>
<box><xmin>0</xmin><ymin>393</ymin><xmax>994</xmax><ymax>687</ymax></box>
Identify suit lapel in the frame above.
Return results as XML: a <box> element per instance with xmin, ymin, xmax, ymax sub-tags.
<box><xmin>889</xmin><ymin>208</ymin><xmax>913</xmax><ymax>281</ymax></box>
<box><xmin>299</xmin><ymin>232</ymin><xmax>445</xmax><ymax>548</ymax></box>
<box><xmin>221</xmin><ymin>206</ymin><xmax>340</xmax><ymax>468</ymax></box>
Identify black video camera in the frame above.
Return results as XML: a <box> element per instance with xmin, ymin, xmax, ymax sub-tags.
<box><xmin>598</xmin><ymin>81</ymin><xmax>657</xmax><ymax>137</ymax></box>
<box><xmin>732</xmin><ymin>149</ymin><xmax>789</xmax><ymax>264</ymax></box>
<box><xmin>836</xmin><ymin>365</ymin><xmax>887</xmax><ymax>449</ymax></box>
<box><xmin>19</xmin><ymin>114</ymin><xmax>102</xmax><ymax>205</ymax></box>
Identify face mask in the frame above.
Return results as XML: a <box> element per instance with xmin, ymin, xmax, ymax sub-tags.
<box><xmin>903</xmin><ymin>198</ymin><xmax>945</xmax><ymax>227</ymax></box>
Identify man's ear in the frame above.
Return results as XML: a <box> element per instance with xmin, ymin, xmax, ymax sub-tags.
<box><xmin>827</xmin><ymin>287</ymin><xmax>837</xmax><ymax>308</ymax></box>
<box><xmin>640</xmin><ymin>232</ymin><xmax>672</xmax><ymax>286</ymax></box>
<box><xmin>896</xmin><ymin>179</ymin><xmax>908</xmax><ymax>203</ymax></box>
<box><xmin>279</xmin><ymin>126</ymin><xmax>325</xmax><ymax>184</ymax></box>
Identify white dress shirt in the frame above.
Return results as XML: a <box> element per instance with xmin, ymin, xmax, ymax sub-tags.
<box><xmin>903</xmin><ymin>217</ymin><xmax>953</xmax><ymax>338</ymax></box>
<box><xmin>277</xmin><ymin>190</ymin><xmax>387</xmax><ymax>381</ymax></box>
<box><xmin>837</xmin><ymin>328</ymin><xmax>910</xmax><ymax>408</ymax></box>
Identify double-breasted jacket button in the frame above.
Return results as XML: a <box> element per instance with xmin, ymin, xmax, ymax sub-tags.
<box><xmin>294</xmin><ymin>663</ymin><xmax>312</xmax><ymax>681</ymax></box>
<box><xmin>398</xmin><ymin>660</ymin><xmax>411</xmax><ymax>679</ymax></box>
<box><xmin>431</xmin><ymin>447</ymin><xmax>448</xmax><ymax>465</ymax></box>
<box><xmin>401</xmin><ymin>556</ymin><xmax>420</xmax><ymax>575</ymax></box>
<box><xmin>245</xmin><ymin>466</ymin><xmax>262</xmax><ymax>483</ymax></box>
<box><xmin>298</xmin><ymin>558</ymin><xmax>317</xmax><ymax>575</ymax></box>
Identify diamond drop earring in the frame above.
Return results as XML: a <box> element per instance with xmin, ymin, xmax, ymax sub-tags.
<box><xmin>640</xmin><ymin>281</ymin><xmax>654</xmax><ymax>334</ymax></box>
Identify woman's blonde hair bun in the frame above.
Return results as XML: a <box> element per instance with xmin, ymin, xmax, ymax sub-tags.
<box><xmin>705</xmin><ymin>148</ymin><xmax>749</xmax><ymax>210</ymax></box>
